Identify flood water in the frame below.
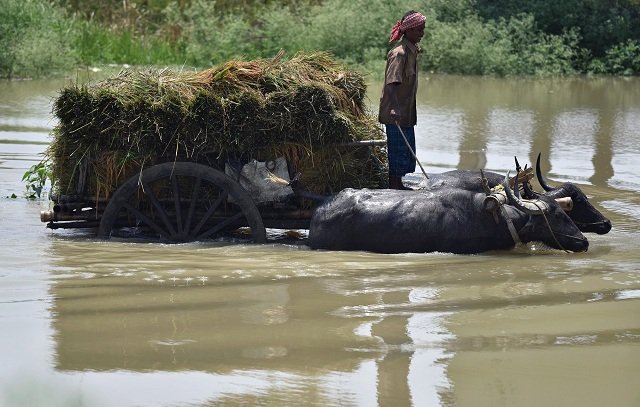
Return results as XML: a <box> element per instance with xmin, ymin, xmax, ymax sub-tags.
<box><xmin>1</xmin><ymin>73</ymin><xmax>639</xmax><ymax>407</ymax></box>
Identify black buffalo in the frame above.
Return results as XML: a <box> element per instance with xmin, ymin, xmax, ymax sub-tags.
<box><xmin>418</xmin><ymin>153</ymin><xmax>612</xmax><ymax>235</ymax></box>
<box><xmin>533</xmin><ymin>154</ymin><xmax>611</xmax><ymax>234</ymax></box>
<box><xmin>309</xmin><ymin>174</ymin><xmax>589</xmax><ymax>254</ymax></box>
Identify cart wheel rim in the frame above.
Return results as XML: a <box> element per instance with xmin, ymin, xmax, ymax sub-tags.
<box><xmin>97</xmin><ymin>162</ymin><xmax>266</xmax><ymax>243</ymax></box>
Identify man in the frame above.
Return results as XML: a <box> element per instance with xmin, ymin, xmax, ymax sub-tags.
<box><xmin>378</xmin><ymin>10</ymin><xmax>426</xmax><ymax>190</ymax></box>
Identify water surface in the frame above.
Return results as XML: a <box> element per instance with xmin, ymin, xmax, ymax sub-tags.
<box><xmin>1</xmin><ymin>73</ymin><xmax>639</xmax><ymax>407</ymax></box>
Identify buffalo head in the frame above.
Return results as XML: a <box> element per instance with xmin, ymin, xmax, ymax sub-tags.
<box><xmin>536</xmin><ymin>153</ymin><xmax>612</xmax><ymax>234</ymax></box>
<box><xmin>504</xmin><ymin>171</ymin><xmax>589</xmax><ymax>252</ymax></box>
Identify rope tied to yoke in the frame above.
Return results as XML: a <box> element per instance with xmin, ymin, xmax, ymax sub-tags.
<box><xmin>480</xmin><ymin>171</ymin><xmax>522</xmax><ymax>245</ymax></box>
<box><xmin>481</xmin><ymin>171</ymin><xmax>573</xmax><ymax>252</ymax></box>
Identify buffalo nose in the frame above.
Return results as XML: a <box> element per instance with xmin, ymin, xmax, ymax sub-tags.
<box><xmin>577</xmin><ymin>237</ymin><xmax>589</xmax><ymax>252</ymax></box>
<box><xmin>597</xmin><ymin>220</ymin><xmax>612</xmax><ymax>235</ymax></box>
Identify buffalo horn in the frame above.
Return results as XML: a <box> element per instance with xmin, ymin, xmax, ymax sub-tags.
<box><xmin>536</xmin><ymin>152</ymin><xmax>554</xmax><ymax>192</ymax></box>
<box><xmin>504</xmin><ymin>171</ymin><xmax>547</xmax><ymax>215</ymax></box>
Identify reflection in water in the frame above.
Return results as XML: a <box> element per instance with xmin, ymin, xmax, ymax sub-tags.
<box><xmin>44</xmin><ymin>235</ymin><xmax>640</xmax><ymax>406</ymax></box>
<box><xmin>590</xmin><ymin>108</ymin><xmax>615</xmax><ymax>186</ymax></box>
<box><xmin>552</xmin><ymin>109</ymin><xmax>598</xmax><ymax>181</ymax></box>
<box><xmin>50</xmin><ymin>243</ymin><xmax>374</xmax><ymax>373</ymax></box>
<box><xmin>46</xmin><ymin>243</ymin><xmax>378</xmax><ymax>405</ymax></box>
<box><xmin>47</xmin><ymin>239</ymin><xmax>468</xmax><ymax>405</ymax></box>
<box><xmin>486</xmin><ymin>109</ymin><xmax>534</xmax><ymax>171</ymax></box>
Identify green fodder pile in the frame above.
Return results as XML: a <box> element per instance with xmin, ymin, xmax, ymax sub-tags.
<box><xmin>48</xmin><ymin>51</ymin><xmax>387</xmax><ymax>200</ymax></box>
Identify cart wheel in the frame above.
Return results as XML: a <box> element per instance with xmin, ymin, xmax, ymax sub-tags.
<box><xmin>97</xmin><ymin>162</ymin><xmax>266</xmax><ymax>243</ymax></box>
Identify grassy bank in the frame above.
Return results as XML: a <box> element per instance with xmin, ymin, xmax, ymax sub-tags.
<box><xmin>2</xmin><ymin>0</ymin><xmax>639</xmax><ymax>79</ymax></box>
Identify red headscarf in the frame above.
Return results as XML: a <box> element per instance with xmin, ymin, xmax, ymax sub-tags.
<box><xmin>389</xmin><ymin>12</ymin><xmax>426</xmax><ymax>43</ymax></box>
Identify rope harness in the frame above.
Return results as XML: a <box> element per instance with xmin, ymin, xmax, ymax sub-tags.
<box><xmin>482</xmin><ymin>174</ymin><xmax>579</xmax><ymax>253</ymax></box>
<box><xmin>499</xmin><ymin>204</ymin><xmax>522</xmax><ymax>244</ymax></box>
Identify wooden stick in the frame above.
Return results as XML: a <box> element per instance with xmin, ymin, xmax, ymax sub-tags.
<box><xmin>395</xmin><ymin>123</ymin><xmax>429</xmax><ymax>180</ymax></box>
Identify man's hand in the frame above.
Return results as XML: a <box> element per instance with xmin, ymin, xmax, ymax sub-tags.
<box><xmin>390</xmin><ymin>108</ymin><xmax>401</xmax><ymax>122</ymax></box>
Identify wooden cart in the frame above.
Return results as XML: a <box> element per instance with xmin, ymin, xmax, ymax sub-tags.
<box><xmin>41</xmin><ymin>140</ymin><xmax>386</xmax><ymax>243</ymax></box>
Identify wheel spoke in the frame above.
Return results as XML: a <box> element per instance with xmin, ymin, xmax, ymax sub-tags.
<box><xmin>191</xmin><ymin>190</ymin><xmax>228</xmax><ymax>238</ymax></box>
<box><xmin>197</xmin><ymin>211</ymin><xmax>244</xmax><ymax>240</ymax></box>
<box><xmin>123</xmin><ymin>202</ymin><xmax>169</xmax><ymax>238</ymax></box>
<box><xmin>184</xmin><ymin>176</ymin><xmax>202</xmax><ymax>236</ymax></box>
<box><xmin>99</xmin><ymin>162</ymin><xmax>266</xmax><ymax>243</ymax></box>
<box><xmin>171</xmin><ymin>173</ymin><xmax>183</xmax><ymax>237</ymax></box>
<box><xmin>141</xmin><ymin>180</ymin><xmax>177</xmax><ymax>238</ymax></box>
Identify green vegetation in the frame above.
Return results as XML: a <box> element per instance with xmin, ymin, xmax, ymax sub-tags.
<box><xmin>0</xmin><ymin>0</ymin><xmax>75</xmax><ymax>77</ymax></box>
<box><xmin>2</xmin><ymin>0</ymin><xmax>639</xmax><ymax>78</ymax></box>
<box><xmin>22</xmin><ymin>160</ymin><xmax>50</xmax><ymax>199</ymax></box>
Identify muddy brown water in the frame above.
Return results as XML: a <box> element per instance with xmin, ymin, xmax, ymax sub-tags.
<box><xmin>0</xmin><ymin>73</ymin><xmax>639</xmax><ymax>406</ymax></box>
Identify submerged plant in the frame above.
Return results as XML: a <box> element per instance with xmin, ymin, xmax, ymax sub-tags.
<box><xmin>22</xmin><ymin>160</ymin><xmax>50</xmax><ymax>199</ymax></box>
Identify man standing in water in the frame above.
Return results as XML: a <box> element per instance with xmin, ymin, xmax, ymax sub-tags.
<box><xmin>379</xmin><ymin>10</ymin><xmax>426</xmax><ymax>190</ymax></box>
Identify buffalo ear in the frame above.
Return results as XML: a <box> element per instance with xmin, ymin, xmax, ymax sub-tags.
<box><xmin>522</xmin><ymin>168</ymin><xmax>538</xmax><ymax>199</ymax></box>
<box><xmin>523</xmin><ymin>182</ymin><xmax>535</xmax><ymax>199</ymax></box>
<box><xmin>480</xmin><ymin>169</ymin><xmax>492</xmax><ymax>195</ymax></box>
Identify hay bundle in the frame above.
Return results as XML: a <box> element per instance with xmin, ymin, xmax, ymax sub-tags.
<box><xmin>48</xmin><ymin>51</ymin><xmax>387</xmax><ymax>199</ymax></box>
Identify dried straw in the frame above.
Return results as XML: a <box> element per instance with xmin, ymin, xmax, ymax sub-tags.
<box><xmin>48</xmin><ymin>51</ymin><xmax>387</xmax><ymax>199</ymax></box>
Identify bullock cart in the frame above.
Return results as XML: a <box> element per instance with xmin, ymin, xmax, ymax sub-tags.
<box><xmin>41</xmin><ymin>140</ymin><xmax>386</xmax><ymax>243</ymax></box>
<box><xmin>40</xmin><ymin>52</ymin><xmax>388</xmax><ymax>243</ymax></box>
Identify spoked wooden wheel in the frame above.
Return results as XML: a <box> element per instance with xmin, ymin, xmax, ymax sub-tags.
<box><xmin>97</xmin><ymin>162</ymin><xmax>266</xmax><ymax>243</ymax></box>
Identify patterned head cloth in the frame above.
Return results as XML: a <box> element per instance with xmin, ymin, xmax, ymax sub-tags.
<box><xmin>389</xmin><ymin>11</ymin><xmax>426</xmax><ymax>42</ymax></box>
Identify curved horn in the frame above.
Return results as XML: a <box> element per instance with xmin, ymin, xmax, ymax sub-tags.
<box><xmin>536</xmin><ymin>152</ymin><xmax>554</xmax><ymax>192</ymax></box>
<box><xmin>514</xmin><ymin>156</ymin><xmax>522</xmax><ymax>172</ymax></box>
<box><xmin>504</xmin><ymin>171</ymin><xmax>545</xmax><ymax>215</ymax></box>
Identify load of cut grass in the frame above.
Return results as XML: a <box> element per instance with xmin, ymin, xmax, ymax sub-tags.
<box><xmin>48</xmin><ymin>51</ymin><xmax>387</xmax><ymax>200</ymax></box>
